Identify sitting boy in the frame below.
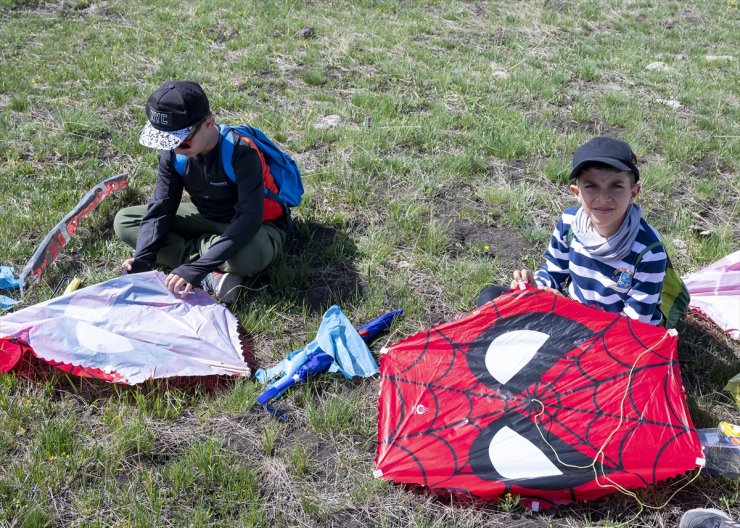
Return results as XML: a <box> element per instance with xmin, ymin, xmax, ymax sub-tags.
<box><xmin>477</xmin><ymin>136</ymin><xmax>667</xmax><ymax>325</ymax></box>
<box><xmin>114</xmin><ymin>80</ymin><xmax>289</xmax><ymax>304</ymax></box>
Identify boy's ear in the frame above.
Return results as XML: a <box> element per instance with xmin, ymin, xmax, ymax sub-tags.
<box><xmin>569</xmin><ymin>183</ymin><xmax>581</xmax><ymax>201</ymax></box>
<box><xmin>630</xmin><ymin>182</ymin><xmax>641</xmax><ymax>202</ymax></box>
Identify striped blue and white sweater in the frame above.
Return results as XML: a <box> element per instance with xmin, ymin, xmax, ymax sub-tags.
<box><xmin>534</xmin><ymin>206</ymin><xmax>667</xmax><ymax>325</ymax></box>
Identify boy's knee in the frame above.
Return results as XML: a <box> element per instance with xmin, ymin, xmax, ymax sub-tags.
<box><xmin>113</xmin><ymin>207</ymin><xmax>144</xmax><ymax>247</ymax></box>
<box><xmin>223</xmin><ymin>227</ymin><xmax>285</xmax><ymax>277</ymax></box>
<box><xmin>475</xmin><ymin>285</ymin><xmax>508</xmax><ymax>307</ymax></box>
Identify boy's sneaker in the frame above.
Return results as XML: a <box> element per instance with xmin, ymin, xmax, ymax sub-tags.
<box><xmin>679</xmin><ymin>509</ymin><xmax>740</xmax><ymax>528</ymax></box>
<box><xmin>202</xmin><ymin>271</ymin><xmax>244</xmax><ymax>305</ymax></box>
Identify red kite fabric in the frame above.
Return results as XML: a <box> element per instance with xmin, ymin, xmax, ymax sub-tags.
<box><xmin>375</xmin><ymin>289</ymin><xmax>704</xmax><ymax>510</ymax></box>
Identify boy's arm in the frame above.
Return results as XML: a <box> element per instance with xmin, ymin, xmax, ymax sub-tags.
<box><xmin>130</xmin><ymin>152</ymin><xmax>184</xmax><ymax>272</ymax></box>
<box><xmin>533</xmin><ymin>218</ymin><xmax>571</xmax><ymax>291</ymax></box>
<box><xmin>622</xmin><ymin>246</ymin><xmax>667</xmax><ymax>324</ymax></box>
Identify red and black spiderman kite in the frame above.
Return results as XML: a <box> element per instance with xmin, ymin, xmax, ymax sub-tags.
<box><xmin>375</xmin><ymin>288</ymin><xmax>704</xmax><ymax>509</ymax></box>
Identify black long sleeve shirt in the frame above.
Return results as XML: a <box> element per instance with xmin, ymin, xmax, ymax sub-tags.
<box><xmin>131</xmin><ymin>140</ymin><xmax>267</xmax><ymax>286</ymax></box>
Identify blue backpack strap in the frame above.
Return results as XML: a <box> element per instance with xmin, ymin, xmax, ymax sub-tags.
<box><xmin>173</xmin><ymin>153</ymin><xmax>188</xmax><ymax>176</ymax></box>
<box><xmin>218</xmin><ymin>125</ymin><xmax>238</xmax><ymax>183</ymax></box>
<box><xmin>221</xmin><ymin>125</ymin><xmax>285</xmax><ymax>203</ymax></box>
<box><xmin>220</xmin><ymin>124</ymin><xmax>297</xmax><ymax>232</ymax></box>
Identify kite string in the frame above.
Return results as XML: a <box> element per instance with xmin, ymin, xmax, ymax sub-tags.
<box><xmin>530</xmin><ymin>329</ymin><xmax>704</xmax><ymax>523</ymax></box>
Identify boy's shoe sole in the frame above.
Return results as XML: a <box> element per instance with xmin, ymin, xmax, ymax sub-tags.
<box><xmin>202</xmin><ymin>271</ymin><xmax>244</xmax><ymax>305</ymax></box>
<box><xmin>679</xmin><ymin>508</ymin><xmax>740</xmax><ymax>528</ymax></box>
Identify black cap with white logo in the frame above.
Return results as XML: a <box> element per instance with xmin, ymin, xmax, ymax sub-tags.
<box><xmin>139</xmin><ymin>81</ymin><xmax>210</xmax><ymax>150</ymax></box>
<box><xmin>569</xmin><ymin>136</ymin><xmax>640</xmax><ymax>182</ymax></box>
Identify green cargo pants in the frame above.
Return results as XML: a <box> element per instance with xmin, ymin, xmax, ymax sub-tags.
<box><xmin>113</xmin><ymin>203</ymin><xmax>286</xmax><ymax>277</ymax></box>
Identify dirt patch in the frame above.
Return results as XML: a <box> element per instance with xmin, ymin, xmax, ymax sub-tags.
<box><xmin>428</xmin><ymin>178</ymin><xmax>536</xmax><ymax>266</ymax></box>
<box><xmin>681</xmin><ymin>8</ymin><xmax>701</xmax><ymax>25</ymax></box>
<box><xmin>681</xmin><ymin>153</ymin><xmax>721</xmax><ymax>180</ymax></box>
<box><xmin>449</xmin><ymin>222</ymin><xmax>533</xmax><ymax>265</ymax></box>
<box><xmin>218</xmin><ymin>414</ymin><xmax>270</xmax><ymax>460</ymax></box>
<box><xmin>486</xmin><ymin>157</ymin><xmax>528</xmax><ymax>183</ymax></box>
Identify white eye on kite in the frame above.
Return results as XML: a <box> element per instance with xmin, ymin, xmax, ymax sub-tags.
<box><xmin>488</xmin><ymin>425</ymin><xmax>562</xmax><ymax>480</ymax></box>
<box><xmin>468</xmin><ymin>415</ymin><xmax>597</xmax><ymax>489</ymax></box>
<box><xmin>485</xmin><ymin>330</ymin><xmax>550</xmax><ymax>384</ymax></box>
<box><xmin>466</xmin><ymin>312</ymin><xmax>595</xmax><ymax>394</ymax></box>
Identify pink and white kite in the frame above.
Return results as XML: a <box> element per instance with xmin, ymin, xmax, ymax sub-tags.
<box><xmin>0</xmin><ymin>271</ymin><xmax>251</xmax><ymax>383</ymax></box>
<box><xmin>683</xmin><ymin>251</ymin><xmax>740</xmax><ymax>340</ymax></box>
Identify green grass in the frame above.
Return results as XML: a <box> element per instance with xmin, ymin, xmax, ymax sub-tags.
<box><xmin>1</xmin><ymin>0</ymin><xmax>739</xmax><ymax>526</ymax></box>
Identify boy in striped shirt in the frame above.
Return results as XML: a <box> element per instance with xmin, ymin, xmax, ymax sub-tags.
<box><xmin>478</xmin><ymin>136</ymin><xmax>667</xmax><ymax>325</ymax></box>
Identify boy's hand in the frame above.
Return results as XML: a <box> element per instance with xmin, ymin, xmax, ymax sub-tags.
<box><xmin>122</xmin><ymin>258</ymin><xmax>135</xmax><ymax>272</ymax></box>
<box><xmin>164</xmin><ymin>273</ymin><xmax>193</xmax><ymax>296</ymax></box>
<box><xmin>511</xmin><ymin>269</ymin><xmax>536</xmax><ymax>289</ymax></box>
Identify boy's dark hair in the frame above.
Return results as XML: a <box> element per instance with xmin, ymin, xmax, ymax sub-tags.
<box><xmin>569</xmin><ymin>136</ymin><xmax>639</xmax><ymax>183</ymax></box>
<box><xmin>575</xmin><ymin>161</ymin><xmax>639</xmax><ymax>186</ymax></box>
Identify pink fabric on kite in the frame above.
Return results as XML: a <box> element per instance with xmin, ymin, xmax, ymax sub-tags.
<box><xmin>0</xmin><ymin>271</ymin><xmax>250</xmax><ymax>383</ymax></box>
<box><xmin>683</xmin><ymin>251</ymin><xmax>740</xmax><ymax>340</ymax></box>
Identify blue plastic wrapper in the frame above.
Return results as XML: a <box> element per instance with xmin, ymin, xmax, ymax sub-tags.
<box><xmin>0</xmin><ymin>295</ymin><xmax>20</xmax><ymax>311</ymax></box>
<box><xmin>696</xmin><ymin>427</ymin><xmax>740</xmax><ymax>479</ymax></box>
<box><xmin>0</xmin><ymin>266</ymin><xmax>22</xmax><ymax>310</ymax></box>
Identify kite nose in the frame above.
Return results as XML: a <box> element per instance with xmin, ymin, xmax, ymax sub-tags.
<box><xmin>527</xmin><ymin>398</ymin><xmax>545</xmax><ymax>415</ymax></box>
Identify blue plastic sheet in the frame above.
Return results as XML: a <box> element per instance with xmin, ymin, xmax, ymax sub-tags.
<box><xmin>256</xmin><ymin>305</ymin><xmax>379</xmax><ymax>396</ymax></box>
<box><xmin>0</xmin><ymin>266</ymin><xmax>22</xmax><ymax>290</ymax></box>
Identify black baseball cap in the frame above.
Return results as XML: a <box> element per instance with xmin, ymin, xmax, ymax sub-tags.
<box><xmin>139</xmin><ymin>81</ymin><xmax>210</xmax><ymax>150</ymax></box>
<box><xmin>569</xmin><ymin>136</ymin><xmax>640</xmax><ymax>182</ymax></box>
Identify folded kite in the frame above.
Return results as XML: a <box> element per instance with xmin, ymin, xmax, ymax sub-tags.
<box><xmin>256</xmin><ymin>305</ymin><xmax>380</xmax><ymax>399</ymax></box>
<box><xmin>683</xmin><ymin>250</ymin><xmax>740</xmax><ymax>340</ymax></box>
<box><xmin>375</xmin><ymin>288</ymin><xmax>704</xmax><ymax>510</ymax></box>
<box><xmin>0</xmin><ymin>271</ymin><xmax>250</xmax><ymax>383</ymax></box>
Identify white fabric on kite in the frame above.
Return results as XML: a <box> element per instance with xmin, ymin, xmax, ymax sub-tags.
<box><xmin>0</xmin><ymin>271</ymin><xmax>249</xmax><ymax>383</ymax></box>
<box><xmin>682</xmin><ymin>250</ymin><xmax>740</xmax><ymax>340</ymax></box>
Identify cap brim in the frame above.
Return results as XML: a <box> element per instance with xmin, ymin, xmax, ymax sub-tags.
<box><xmin>139</xmin><ymin>122</ymin><xmax>192</xmax><ymax>150</ymax></box>
<box><xmin>569</xmin><ymin>156</ymin><xmax>634</xmax><ymax>180</ymax></box>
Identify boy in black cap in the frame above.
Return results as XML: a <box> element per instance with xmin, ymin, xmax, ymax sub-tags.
<box><xmin>114</xmin><ymin>80</ymin><xmax>288</xmax><ymax>304</ymax></box>
<box><xmin>477</xmin><ymin>136</ymin><xmax>668</xmax><ymax>325</ymax></box>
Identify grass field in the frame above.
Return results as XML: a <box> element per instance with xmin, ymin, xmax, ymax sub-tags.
<box><xmin>1</xmin><ymin>0</ymin><xmax>739</xmax><ymax>526</ymax></box>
